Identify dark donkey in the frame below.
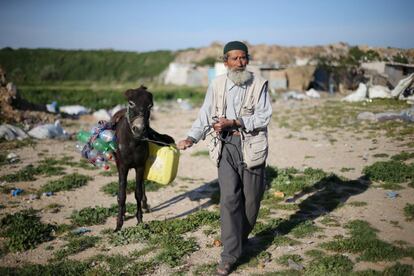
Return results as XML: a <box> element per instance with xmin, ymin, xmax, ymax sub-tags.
<box><xmin>111</xmin><ymin>86</ymin><xmax>175</xmax><ymax>231</ymax></box>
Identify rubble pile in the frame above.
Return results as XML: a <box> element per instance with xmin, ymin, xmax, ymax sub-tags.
<box><xmin>0</xmin><ymin>66</ymin><xmax>56</xmax><ymax>125</ymax></box>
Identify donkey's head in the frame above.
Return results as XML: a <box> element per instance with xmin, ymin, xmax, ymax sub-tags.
<box><xmin>124</xmin><ymin>85</ymin><xmax>153</xmax><ymax>139</ymax></box>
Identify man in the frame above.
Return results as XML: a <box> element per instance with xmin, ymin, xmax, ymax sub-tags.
<box><xmin>177</xmin><ymin>41</ymin><xmax>272</xmax><ymax>275</ymax></box>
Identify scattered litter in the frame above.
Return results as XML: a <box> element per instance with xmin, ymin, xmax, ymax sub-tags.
<box><xmin>177</xmin><ymin>98</ymin><xmax>193</xmax><ymax>110</ymax></box>
<box><xmin>46</xmin><ymin>101</ymin><xmax>59</xmax><ymax>113</ymax></box>
<box><xmin>72</xmin><ymin>227</ymin><xmax>92</xmax><ymax>235</ymax></box>
<box><xmin>283</xmin><ymin>91</ymin><xmax>308</xmax><ymax>101</ymax></box>
<box><xmin>391</xmin><ymin>73</ymin><xmax>414</xmax><ymax>98</ymax></box>
<box><xmin>288</xmin><ymin>259</ymin><xmax>304</xmax><ymax>271</ymax></box>
<box><xmin>11</xmin><ymin>188</ymin><xmax>23</xmax><ymax>196</ymax></box>
<box><xmin>213</xmin><ymin>239</ymin><xmax>222</xmax><ymax>247</ymax></box>
<box><xmin>386</xmin><ymin>191</ymin><xmax>398</xmax><ymax>199</ymax></box>
<box><xmin>0</xmin><ymin>124</ymin><xmax>29</xmax><ymax>140</ymax></box>
<box><xmin>42</xmin><ymin>191</ymin><xmax>53</xmax><ymax>197</ymax></box>
<box><xmin>59</xmin><ymin>105</ymin><xmax>90</xmax><ymax>115</ymax></box>
<box><xmin>93</xmin><ymin>109</ymin><xmax>111</xmax><ymax>121</ymax></box>
<box><xmin>342</xmin><ymin>83</ymin><xmax>367</xmax><ymax>102</ymax></box>
<box><xmin>368</xmin><ymin>85</ymin><xmax>391</xmax><ymax>99</ymax></box>
<box><xmin>274</xmin><ymin>191</ymin><xmax>285</xmax><ymax>198</ymax></box>
<box><xmin>357</xmin><ymin>107</ymin><xmax>414</xmax><ymax>123</ymax></box>
<box><xmin>305</xmin><ymin>88</ymin><xmax>321</xmax><ymax>99</ymax></box>
<box><xmin>6</xmin><ymin>153</ymin><xmax>19</xmax><ymax>163</ymax></box>
<box><xmin>28</xmin><ymin>120</ymin><xmax>69</xmax><ymax>139</ymax></box>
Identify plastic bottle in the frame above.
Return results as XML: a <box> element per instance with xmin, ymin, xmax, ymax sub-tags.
<box><xmin>92</xmin><ymin>138</ymin><xmax>110</xmax><ymax>152</ymax></box>
<box><xmin>103</xmin><ymin>150</ymin><xmax>114</xmax><ymax>161</ymax></box>
<box><xmin>99</xmin><ymin>129</ymin><xmax>115</xmax><ymax>142</ymax></box>
<box><xmin>75</xmin><ymin>142</ymin><xmax>86</xmax><ymax>153</ymax></box>
<box><xmin>95</xmin><ymin>158</ymin><xmax>110</xmax><ymax>171</ymax></box>
<box><xmin>108</xmin><ymin>141</ymin><xmax>117</xmax><ymax>151</ymax></box>
<box><xmin>76</xmin><ymin>131</ymin><xmax>92</xmax><ymax>143</ymax></box>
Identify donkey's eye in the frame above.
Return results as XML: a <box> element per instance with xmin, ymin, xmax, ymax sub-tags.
<box><xmin>128</xmin><ymin>101</ymin><xmax>136</xmax><ymax>108</ymax></box>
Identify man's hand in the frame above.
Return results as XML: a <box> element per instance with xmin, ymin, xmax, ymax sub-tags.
<box><xmin>213</xmin><ymin>117</ymin><xmax>235</xmax><ymax>133</ymax></box>
<box><xmin>177</xmin><ymin>138</ymin><xmax>194</xmax><ymax>150</ymax></box>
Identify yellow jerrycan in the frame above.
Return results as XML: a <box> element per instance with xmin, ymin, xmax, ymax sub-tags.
<box><xmin>144</xmin><ymin>142</ymin><xmax>179</xmax><ymax>185</ymax></box>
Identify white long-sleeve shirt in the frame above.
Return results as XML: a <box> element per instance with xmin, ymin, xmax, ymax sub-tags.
<box><xmin>187</xmin><ymin>76</ymin><xmax>272</xmax><ymax>142</ymax></box>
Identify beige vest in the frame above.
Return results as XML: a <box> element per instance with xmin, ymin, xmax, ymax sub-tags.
<box><xmin>208</xmin><ymin>72</ymin><xmax>269</xmax><ymax>168</ymax></box>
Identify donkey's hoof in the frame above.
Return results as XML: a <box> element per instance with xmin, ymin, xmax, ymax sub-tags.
<box><xmin>143</xmin><ymin>208</ymin><xmax>151</xmax><ymax>213</ymax></box>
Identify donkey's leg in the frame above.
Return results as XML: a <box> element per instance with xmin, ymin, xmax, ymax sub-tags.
<box><xmin>135</xmin><ymin>167</ymin><xmax>145</xmax><ymax>223</ymax></box>
<box><xmin>141</xmin><ymin>181</ymin><xmax>150</xmax><ymax>213</ymax></box>
<box><xmin>115</xmin><ymin>165</ymin><xmax>128</xmax><ymax>231</ymax></box>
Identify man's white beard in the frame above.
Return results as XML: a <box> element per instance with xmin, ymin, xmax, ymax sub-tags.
<box><xmin>227</xmin><ymin>69</ymin><xmax>253</xmax><ymax>86</ymax></box>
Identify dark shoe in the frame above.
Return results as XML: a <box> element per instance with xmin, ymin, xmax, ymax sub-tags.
<box><xmin>216</xmin><ymin>261</ymin><xmax>233</xmax><ymax>276</ymax></box>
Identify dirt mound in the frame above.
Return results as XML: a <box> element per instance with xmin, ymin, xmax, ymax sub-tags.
<box><xmin>0</xmin><ymin>66</ymin><xmax>56</xmax><ymax>125</ymax></box>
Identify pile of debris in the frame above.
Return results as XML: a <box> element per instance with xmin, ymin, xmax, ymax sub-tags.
<box><xmin>0</xmin><ymin>66</ymin><xmax>57</xmax><ymax>125</ymax></box>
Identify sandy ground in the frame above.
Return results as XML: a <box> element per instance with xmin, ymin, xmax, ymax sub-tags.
<box><xmin>0</xmin><ymin>96</ymin><xmax>413</xmax><ymax>274</ymax></box>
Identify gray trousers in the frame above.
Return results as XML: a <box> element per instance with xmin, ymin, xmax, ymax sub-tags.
<box><xmin>218</xmin><ymin>135</ymin><xmax>266</xmax><ymax>263</ymax></box>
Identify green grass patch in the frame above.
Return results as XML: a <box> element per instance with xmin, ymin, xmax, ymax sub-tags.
<box><xmin>304</xmin><ymin>249</ymin><xmax>326</xmax><ymax>259</ymax></box>
<box><xmin>276</xmin><ymin>254</ymin><xmax>302</xmax><ymax>266</ymax></box>
<box><xmin>340</xmin><ymin>167</ymin><xmax>355</xmax><ymax>172</ymax></box>
<box><xmin>40</xmin><ymin>173</ymin><xmax>92</xmax><ymax>193</ymax></box>
<box><xmin>192</xmin><ymin>262</ymin><xmax>217</xmax><ymax>275</ymax></box>
<box><xmin>321</xmin><ymin>220</ymin><xmax>412</xmax><ymax>262</ymax></box>
<box><xmin>290</xmin><ymin>220</ymin><xmax>322</xmax><ymax>238</ymax></box>
<box><xmin>0</xmin><ymin>260</ymin><xmax>89</xmax><ymax>276</ymax></box>
<box><xmin>378</xmin><ymin>182</ymin><xmax>405</xmax><ymax>190</ymax></box>
<box><xmin>404</xmin><ymin>203</ymin><xmax>414</xmax><ymax>221</ymax></box>
<box><xmin>0</xmin><ymin>209</ymin><xmax>55</xmax><ymax>252</ymax></box>
<box><xmin>319</xmin><ymin>215</ymin><xmax>340</xmax><ymax>227</ymax></box>
<box><xmin>272</xmin><ymin>236</ymin><xmax>301</xmax><ymax>247</ymax></box>
<box><xmin>372</xmin><ymin>153</ymin><xmax>389</xmax><ymax>158</ymax></box>
<box><xmin>0</xmin><ymin>157</ymin><xmax>70</xmax><ymax>182</ymax></box>
<box><xmin>306</xmin><ymin>254</ymin><xmax>353</xmax><ymax>275</ymax></box>
<box><xmin>54</xmin><ymin>235</ymin><xmax>100</xmax><ymax>260</ymax></box>
<box><xmin>392</xmin><ymin>151</ymin><xmax>414</xmax><ymax>161</ymax></box>
<box><xmin>383</xmin><ymin>262</ymin><xmax>413</xmax><ymax>276</ymax></box>
<box><xmin>363</xmin><ymin>160</ymin><xmax>414</xmax><ymax>183</ymax></box>
<box><xmin>110</xmin><ymin>210</ymin><xmax>219</xmax><ymax>267</ymax></box>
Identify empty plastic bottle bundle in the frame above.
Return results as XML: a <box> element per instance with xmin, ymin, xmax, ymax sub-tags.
<box><xmin>76</xmin><ymin>121</ymin><xmax>117</xmax><ymax>170</ymax></box>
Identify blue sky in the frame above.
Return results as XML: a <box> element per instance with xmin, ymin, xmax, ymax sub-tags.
<box><xmin>1</xmin><ymin>0</ymin><xmax>413</xmax><ymax>52</ymax></box>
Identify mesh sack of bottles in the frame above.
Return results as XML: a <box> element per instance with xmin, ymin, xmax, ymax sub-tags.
<box><xmin>76</xmin><ymin>121</ymin><xmax>116</xmax><ymax>171</ymax></box>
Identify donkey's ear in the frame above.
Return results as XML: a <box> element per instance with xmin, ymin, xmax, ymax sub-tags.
<box><xmin>124</xmin><ymin>89</ymin><xmax>135</xmax><ymax>99</ymax></box>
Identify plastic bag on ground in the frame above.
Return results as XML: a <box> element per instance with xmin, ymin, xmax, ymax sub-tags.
<box><xmin>283</xmin><ymin>91</ymin><xmax>308</xmax><ymax>100</ymax></box>
<box><xmin>368</xmin><ymin>85</ymin><xmax>391</xmax><ymax>99</ymax></box>
<box><xmin>93</xmin><ymin>109</ymin><xmax>111</xmax><ymax>121</ymax></box>
<box><xmin>342</xmin><ymin>83</ymin><xmax>367</xmax><ymax>102</ymax></box>
<box><xmin>305</xmin><ymin>88</ymin><xmax>321</xmax><ymax>98</ymax></box>
<box><xmin>0</xmin><ymin>124</ymin><xmax>28</xmax><ymax>140</ymax></box>
<box><xmin>28</xmin><ymin>120</ymin><xmax>69</xmax><ymax>139</ymax></box>
<box><xmin>59</xmin><ymin>105</ymin><xmax>90</xmax><ymax>115</ymax></box>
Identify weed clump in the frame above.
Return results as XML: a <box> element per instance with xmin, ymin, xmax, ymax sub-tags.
<box><xmin>404</xmin><ymin>203</ymin><xmax>414</xmax><ymax>221</ymax></box>
<box><xmin>0</xmin><ymin>209</ymin><xmax>55</xmax><ymax>252</ymax></box>
<box><xmin>40</xmin><ymin>173</ymin><xmax>92</xmax><ymax>193</ymax></box>
<box><xmin>110</xmin><ymin>210</ymin><xmax>219</xmax><ymax>267</ymax></box>
<box><xmin>363</xmin><ymin>160</ymin><xmax>414</xmax><ymax>183</ymax></box>
<box><xmin>321</xmin><ymin>220</ymin><xmax>412</xmax><ymax>262</ymax></box>
<box><xmin>306</xmin><ymin>254</ymin><xmax>353</xmax><ymax>275</ymax></box>
<box><xmin>54</xmin><ymin>235</ymin><xmax>100</xmax><ymax>260</ymax></box>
